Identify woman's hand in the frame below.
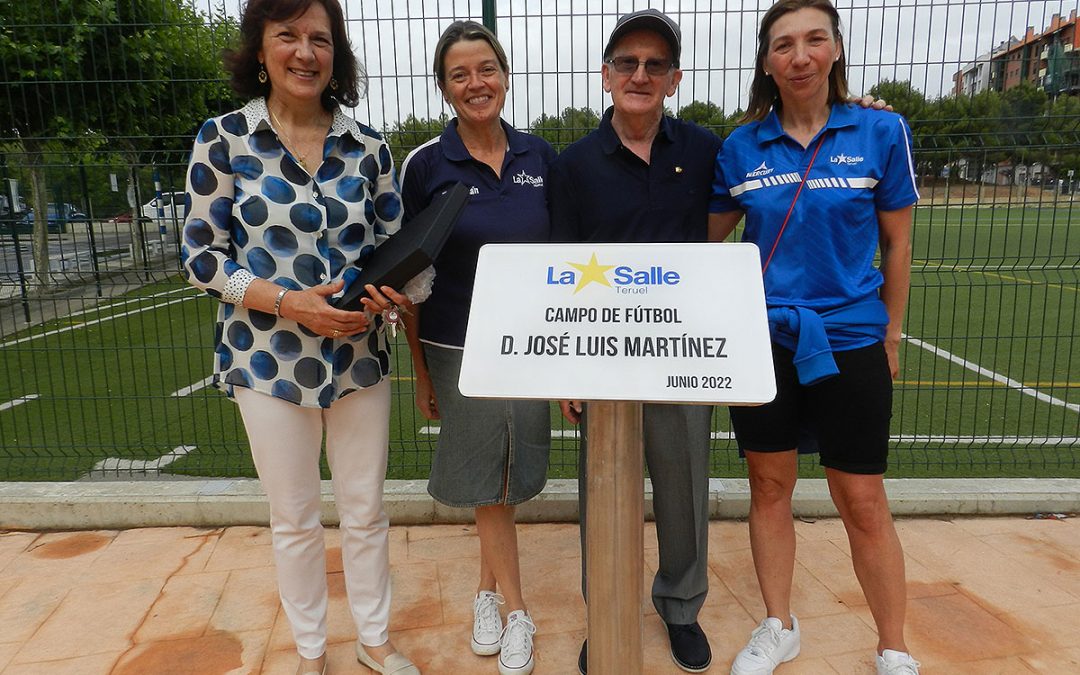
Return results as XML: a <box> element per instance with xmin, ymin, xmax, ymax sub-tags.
<box><xmin>415</xmin><ymin>370</ymin><xmax>440</xmax><ymax>420</ymax></box>
<box><xmin>359</xmin><ymin>284</ymin><xmax>413</xmax><ymax>314</ymax></box>
<box><xmin>885</xmin><ymin>335</ymin><xmax>901</xmax><ymax>379</ymax></box>
<box><xmin>280</xmin><ymin>279</ymin><xmax>370</xmax><ymax>338</ymax></box>
<box><xmin>559</xmin><ymin>400</ymin><xmax>583</xmax><ymax>425</ymax></box>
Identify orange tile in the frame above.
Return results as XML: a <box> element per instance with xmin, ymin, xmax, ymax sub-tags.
<box><xmin>134</xmin><ymin>570</ymin><xmax>230</xmax><ymax>642</ymax></box>
<box><xmin>112</xmin><ymin>629</ymin><xmax>268</xmax><ymax>675</ymax></box>
<box><xmin>83</xmin><ymin>531</ymin><xmax>212</xmax><ymax>584</ymax></box>
<box><xmin>796</xmin><ymin>612</ymin><xmax>879</xmax><ymax>659</ymax></box>
<box><xmin>707</xmin><ymin>518</ymin><xmax>752</xmax><ymax>553</ymax></box>
<box><xmin>978</xmin><ymin>531</ymin><xmax>1080</xmax><ymax>597</ymax></box>
<box><xmin>6</xmin><ymin>652</ymin><xmax>120</xmax><ymax>674</ymax></box>
<box><xmin>517</xmin><ymin>522</ymin><xmax>581</xmax><ymax>561</ymax></box>
<box><xmin>14</xmin><ymin>578</ymin><xmax>163</xmax><ymax>663</ymax></box>
<box><xmin>793</xmin><ymin>516</ymin><xmax>851</xmax><ymax>542</ymax></box>
<box><xmin>203</xmin><ymin>527</ymin><xmax>275</xmax><ymax>572</ymax></box>
<box><xmin>901</xmin><ymin>592</ymin><xmax>1034</xmax><ymax>663</ymax></box>
<box><xmin>1020</xmin><ymin>646</ymin><xmax>1080</xmax><ymax>673</ymax></box>
<box><xmin>407</xmin><ymin>531</ymin><xmax>481</xmax><ymax>561</ymax></box>
<box><xmin>208</xmin><ymin>568</ymin><xmax>280</xmax><ymax>634</ymax></box>
<box><xmin>5</xmin><ymin>531</ymin><xmax>116</xmax><ymax>581</ymax></box>
<box><xmin>521</xmin><ymin>554</ymin><xmax>586</xmax><ymax>634</ymax></box>
<box><xmin>435</xmin><ymin>556</ymin><xmax>483</xmax><ymax>627</ymax></box>
<box><xmin>1001</xmin><ymin>602</ymin><xmax>1080</xmax><ymax>651</ymax></box>
<box><xmin>772</xmin><ymin>657</ymin><xmax>841</xmax><ymax>674</ymax></box>
<box><xmin>377</xmin><ymin>623</ymin><xmax>491</xmax><ymax>674</ymax></box>
<box><xmin>389</xmin><ymin>560</ymin><xmax>443</xmax><ymax>632</ymax></box>
<box><xmin>901</xmin><ymin>533</ymin><xmax>1079</xmax><ymax>615</ymax></box>
<box><xmin>0</xmin><ymin>576</ymin><xmax>70</xmax><ymax>644</ymax></box>
<box><xmin>405</xmin><ymin>523</ymin><xmax>477</xmax><ymax>541</ymax></box>
<box><xmin>940</xmin><ymin>655</ymin><xmax>1039</xmax><ymax>674</ymax></box>
<box><xmin>0</xmin><ymin>641</ymin><xmax>19</xmax><ymax>671</ymax></box>
<box><xmin>0</xmin><ymin>531</ymin><xmax>38</xmax><ymax>575</ymax></box>
<box><xmin>532</xmin><ymin>626</ymin><xmax>585</xmax><ymax>673</ymax></box>
<box><xmin>387</xmin><ymin>527</ymin><xmax>409</xmax><ymax>563</ymax></box>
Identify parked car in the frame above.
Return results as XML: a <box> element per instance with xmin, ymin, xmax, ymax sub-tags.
<box><xmin>14</xmin><ymin>203</ymin><xmax>87</xmax><ymax>234</ymax></box>
<box><xmin>141</xmin><ymin>191</ymin><xmax>187</xmax><ymax>221</ymax></box>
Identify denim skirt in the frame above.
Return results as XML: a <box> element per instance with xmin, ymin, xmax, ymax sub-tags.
<box><xmin>423</xmin><ymin>343</ymin><xmax>551</xmax><ymax>507</ymax></box>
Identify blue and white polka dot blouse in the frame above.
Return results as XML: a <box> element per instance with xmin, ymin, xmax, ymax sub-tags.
<box><xmin>181</xmin><ymin>98</ymin><xmax>403</xmax><ymax>408</ymax></box>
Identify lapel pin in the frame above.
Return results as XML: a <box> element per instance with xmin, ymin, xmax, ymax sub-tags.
<box><xmin>675</xmin><ymin>166</ymin><xmax>683</xmax><ymax>173</ymax></box>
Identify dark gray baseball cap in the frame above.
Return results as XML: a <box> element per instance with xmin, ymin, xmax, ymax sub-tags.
<box><xmin>603</xmin><ymin>9</ymin><xmax>682</xmax><ymax>66</ymax></box>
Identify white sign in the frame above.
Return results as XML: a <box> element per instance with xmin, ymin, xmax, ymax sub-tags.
<box><xmin>459</xmin><ymin>243</ymin><xmax>776</xmax><ymax>404</ymax></box>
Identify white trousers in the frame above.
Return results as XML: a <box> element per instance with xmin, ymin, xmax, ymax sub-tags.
<box><xmin>235</xmin><ymin>381</ymin><xmax>392</xmax><ymax>658</ymax></box>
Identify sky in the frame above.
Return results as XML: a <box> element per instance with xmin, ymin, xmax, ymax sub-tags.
<box><xmin>207</xmin><ymin>0</ymin><xmax>1079</xmax><ymax>130</ymax></box>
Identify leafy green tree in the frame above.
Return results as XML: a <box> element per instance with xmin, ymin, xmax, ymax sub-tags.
<box><xmin>384</xmin><ymin>113</ymin><xmax>451</xmax><ymax>167</ymax></box>
<box><xmin>529</xmin><ymin>106</ymin><xmax>600</xmax><ymax>151</ymax></box>
<box><xmin>0</xmin><ymin>0</ymin><xmax>237</xmax><ymax>285</ymax></box>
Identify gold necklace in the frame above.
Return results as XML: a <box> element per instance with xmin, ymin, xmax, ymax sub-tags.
<box><xmin>269</xmin><ymin>107</ymin><xmax>317</xmax><ymax>172</ymax></box>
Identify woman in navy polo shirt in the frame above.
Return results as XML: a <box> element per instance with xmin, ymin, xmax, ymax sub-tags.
<box><xmin>398</xmin><ymin>20</ymin><xmax>555</xmax><ymax>675</ymax></box>
<box><xmin>709</xmin><ymin>2</ymin><xmax>921</xmax><ymax>674</ymax></box>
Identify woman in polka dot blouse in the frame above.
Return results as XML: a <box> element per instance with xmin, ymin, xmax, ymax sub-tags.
<box><xmin>180</xmin><ymin>1</ymin><xmax>421</xmax><ymax>674</ymax></box>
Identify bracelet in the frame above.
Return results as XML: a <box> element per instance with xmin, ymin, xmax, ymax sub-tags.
<box><xmin>273</xmin><ymin>288</ymin><xmax>289</xmax><ymax>317</ymax></box>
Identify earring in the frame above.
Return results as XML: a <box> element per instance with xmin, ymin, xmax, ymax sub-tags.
<box><xmin>330</xmin><ymin>77</ymin><xmax>338</xmax><ymax>91</ymax></box>
<box><xmin>258</xmin><ymin>65</ymin><xmax>268</xmax><ymax>84</ymax></box>
<box><xmin>764</xmin><ymin>71</ymin><xmax>770</xmax><ymax>77</ymax></box>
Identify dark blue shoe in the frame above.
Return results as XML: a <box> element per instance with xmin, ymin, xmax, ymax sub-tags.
<box><xmin>666</xmin><ymin>621</ymin><xmax>712</xmax><ymax>673</ymax></box>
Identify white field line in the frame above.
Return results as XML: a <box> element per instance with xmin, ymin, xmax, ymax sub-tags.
<box><xmin>904</xmin><ymin>334</ymin><xmax>1080</xmax><ymax>414</ymax></box>
<box><xmin>86</xmin><ymin>445</ymin><xmax>196</xmax><ymax>478</ymax></box>
<box><xmin>0</xmin><ymin>295</ymin><xmax>198</xmax><ymax>349</ymax></box>
<box><xmin>61</xmin><ymin>280</ymin><xmax>196</xmax><ymax>317</ymax></box>
<box><xmin>892</xmin><ymin>435</ymin><xmax>1080</xmax><ymax>445</ymax></box>
<box><xmin>0</xmin><ymin>394</ymin><xmax>39</xmax><ymax>412</ymax></box>
<box><xmin>171</xmin><ymin>375</ymin><xmax>214</xmax><ymax>397</ymax></box>
<box><xmin>418</xmin><ymin>426</ymin><xmax>1077</xmax><ymax>445</ymax></box>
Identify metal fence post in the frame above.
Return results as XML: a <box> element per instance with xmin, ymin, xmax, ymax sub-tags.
<box><xmin>482</xmin><ymin>0</ymin><xmax>496</xmax><ymax>33</ymax></box>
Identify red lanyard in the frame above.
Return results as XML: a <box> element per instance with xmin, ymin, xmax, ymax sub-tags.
<box><xmin>761</xmin><ymin>134</ymin><xmax>827</xmax><ymax>274</ymax></box>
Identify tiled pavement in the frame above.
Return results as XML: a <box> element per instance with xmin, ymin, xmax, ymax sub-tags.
<box><xmin>1</xmin><ymin>517</ymin><xmax>1078</xmax><ymax>674</ymax></box>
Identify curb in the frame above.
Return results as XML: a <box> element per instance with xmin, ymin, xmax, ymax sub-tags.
<box><xmin>1</xmin><ymin>478</ymin><xmax>1078</xmax><ymax>529</ymax></box>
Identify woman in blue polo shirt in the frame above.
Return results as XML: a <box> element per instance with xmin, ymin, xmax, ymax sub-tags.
<box><xmin>709</xmin><ymin>2</ymin><xmax>921</xmax><ymax>675</ymax></box>
<box><xmin>398</xmin><ymin>20</ymin><xmax>555</xmax><ymax>675</ymax></box>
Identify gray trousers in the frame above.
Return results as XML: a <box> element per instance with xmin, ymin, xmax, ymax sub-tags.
<box><xmin>578</xmin><ymin>403</ymin><xmax>713</xmax><ymax>624</ymax></box>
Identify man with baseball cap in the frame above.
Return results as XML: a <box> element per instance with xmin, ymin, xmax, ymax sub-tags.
<box><xmin>550</xmin><ymin>8</ymin><xmax>720</xmax><ymax>673</ymax></box>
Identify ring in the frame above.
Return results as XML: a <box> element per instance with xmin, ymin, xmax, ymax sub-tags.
<box><xmin>332</xmin><ymin>329</ymin><xmax>340</xmax><ymax>338</ymax></box>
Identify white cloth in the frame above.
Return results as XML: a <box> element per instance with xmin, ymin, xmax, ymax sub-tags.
<box><xmin>234</xmin><ymin>380</ymin><xmax>392</xmax><ymax>657</ymax></box>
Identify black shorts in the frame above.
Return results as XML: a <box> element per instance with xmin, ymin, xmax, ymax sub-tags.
<box><xmin>730</xmin><ymin>342</ymin><xmax>892</xmax><ymax>475</ymax></box>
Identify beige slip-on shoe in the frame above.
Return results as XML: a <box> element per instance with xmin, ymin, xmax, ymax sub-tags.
<box><xmin>355</xmin><ymin>642</ymin><xmax>420</xmax><ymax>675</ymax></box>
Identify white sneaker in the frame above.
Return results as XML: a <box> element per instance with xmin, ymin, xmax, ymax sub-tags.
<box><xmin>877</xmin><ymin>649</ymin><xmax>921</xmax><ymax>675</ymax></box>
<box><xmin>498</xmin><ymin>610</ymin><xmax>536</xmax><ymax>675</ymax></box>
<box><xmin>730</xmin><ymin>615</ymin><xmax>801</xmax><ymax>675</ymax></box>
<box><xmin>471</xmin><ymin>591</ymin><xmax>505</xmax><ymax>656</ymax></box>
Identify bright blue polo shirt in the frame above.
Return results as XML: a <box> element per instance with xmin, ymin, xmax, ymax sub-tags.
<box><xmin>400</xmin><ymin>118</ymin><xmax>556</xmax><ymax>348</ymax></box>
<box><xmin>550</xmin><ymin>107</ymin><xmax>723</xmax><ymax>243</ymax></box>
<box><xmin>710</xmin><ymin>103</ymin><xmax>919</xmax><ymax>350</ymax></box>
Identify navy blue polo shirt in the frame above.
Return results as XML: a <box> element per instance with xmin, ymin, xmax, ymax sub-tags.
<box><xmin>549</xmin><ymin>107</ymin><xmax>722</xmax><ymax>243</ymax></box>
<box><xmin>400</xmin><ymin>118</ymin><xmax>556</xmax><ymax>347</ymax></box>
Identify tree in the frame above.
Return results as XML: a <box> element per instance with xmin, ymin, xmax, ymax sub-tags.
<box><xmin>529</xmin><ymin>106</ymin><xmax>600</xmax><ymax>151</ymax></box>
<box><xmin>383</xmin><ymin>113</ymin><xmax>450</xmax><ymax>167</ymax></box>
<box><xmin>0</xmin><ymin>0</ymin><xmax>237</xmax><ymax>286</ymax></box>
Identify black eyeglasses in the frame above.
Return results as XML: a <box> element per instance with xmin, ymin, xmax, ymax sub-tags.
<box><xmin>605</xmin><ymin>56</ymin><xmax>674</xmax><ymax>76</ymax></box>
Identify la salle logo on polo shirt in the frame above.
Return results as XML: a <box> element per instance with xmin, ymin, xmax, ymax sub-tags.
<box><xmin>512</xmin><ymin>170</ymin><xmax>544</xmax><ymax>187</ymax></box>
<box><xmin>745</xmin><ymin>161</ymin><xmax>774</xmax><ymax>178</ymax></box>
<box><xmin>831</xmin><ymin>153</ymin><xmax>864</xmax><ymax>165</ymax></box>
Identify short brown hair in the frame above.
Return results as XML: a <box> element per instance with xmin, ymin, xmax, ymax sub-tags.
<box><xmin>223</xmin><ymin>0</ymin><xmax>364</xmax><ymax>110</ymax></box>
<box><xmin>742</xmin><ymin>0</ymin><xmax>849</xmax><ymax>123</ymax></box>
<box><xmin>432</xmin><ymin>21</ymin><xmax>510</xmax><ymax>92</ymax></box>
